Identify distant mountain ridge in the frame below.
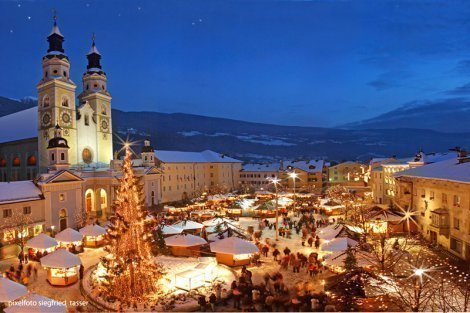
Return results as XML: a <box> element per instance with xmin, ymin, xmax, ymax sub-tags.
<box><xmin>1</xmin><ymin>96</ymin><xmax>469</xmax><ymax>162</ymax></box>
<box><xmin>0</xmin><ymin>96</ymin><xmax>36</xmax><ymax>117</ymax></box>
<box><xmin>340</xmin><ymin>98</ymin><xmax>470</xmax><ymax>133</ymax></box>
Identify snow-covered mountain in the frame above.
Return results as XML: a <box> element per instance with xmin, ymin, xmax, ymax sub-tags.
<box><xmin>1</xmin><ymin>96</ymin><xmax>469</xmax><ymax>162</ymax></box>
<box><xmin>0</xmin><ymin>96</ymin><xmax>36</xmax><ymax>117</ymax></box>
<box><xmin>340</xmin><ymin>98</ymin><xmax>470</xmax><ymax>133</ymax></box>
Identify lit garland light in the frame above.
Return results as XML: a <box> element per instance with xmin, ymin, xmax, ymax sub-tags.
<box><xmin>97</xmin><ymin>146</ymin><xmax>163</xmax><ymax>303</ymax></box>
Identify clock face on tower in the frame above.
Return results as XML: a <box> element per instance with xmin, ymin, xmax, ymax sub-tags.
<box><xmin>101</xmin><ymin>119</ymin><xmax>108</xmax><ymax>131</ymax></box>
<box><xmin>61</xmin><ymin>112</ymin><xmax>71</xmax><ymax>124</ymax></box>
<box><xmin>41</xmin><ymin>112</ymin><xmax>51</xmax><ymax>127</ymax></box>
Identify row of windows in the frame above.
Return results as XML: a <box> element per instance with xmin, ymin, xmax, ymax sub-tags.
<box><xmin>240</xmin><ymin>173</ymin><xmax>276</xmax><ymax>178</ymax></box>
<box><xmin>2</xmin><ymin>206</ymin><xmax>31</xmax><ymax>218</ymax></box>
<box><xmin>42</xmin><ymin>95</ymin><xmax>108</xmax><ymax>116</ymax></box>
<box><xmin>416</xmin><ymin>190</ymin><xmax>461</xmax><ymax>207</ymax></box>
<box><xmin>0</xmin><ymin>155</ymin><xmax>36</xmax><ymax>167</ymax></box>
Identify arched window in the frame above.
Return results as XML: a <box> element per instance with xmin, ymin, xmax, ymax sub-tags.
<box><xmin>0</xmin><ymin>158</ymin><xmax>6</xmax><ymax>167</ymax></box>
<box><xmin>63</xmin><ymin>71</ymin><xmax>67</xmax><ymax>77</ymax></box>
<box><xmin>309</xmin><ymin>165</ymin><xmax>316</xmax><ymax>170</ymax></box>
<box><xmin>59</xmin><ymin>209</ymin><xmax>67</xmax><ymax>231</ymax></box>
<box><xmin>101</xmin><ymin>105</ymin><xmax>107</xmax><ymax>115</ymax></box>
<box><xmin>12</xmin><ymin>157</ymin><xmax>20</xmax><ymax>167</ymax></box>
<box><xmin>84</xmin><ymin>114</ymin><xmax>90</xmax><ymax>126</ymax></box>
<box><xmin>42</xmin><ymin>95</ymin><xmax>50</xmax><ymax>108</ymax></box>
<box><xmin>27</xmin><ymin>155</ymin><xmax>36</xmax><ymax>166</ymax></box>
<box><xmin>61</xmin><ymin>96</ymin><xmax>69</xmax><ymax>107</ymax></box>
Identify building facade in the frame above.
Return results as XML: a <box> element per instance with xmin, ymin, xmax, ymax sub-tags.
<box><xmin>395</xmin><ymin>156</ymin><xmax>470</xmax><ymax>261</ymax></box>
<box><xmin>327</xmin><ymin>161</ymin><xmax>367</xmax><ymax>187</ymax></box>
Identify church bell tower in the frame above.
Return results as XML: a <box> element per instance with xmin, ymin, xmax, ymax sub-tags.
<box><xmin>37</xmin><ymin>14</ymin><xmax>77</xmax><ymax>172</ymax></box>
<box><xmin>77</xmin><ymin>34</ymin><xmax>113</xmax><ymax>166</ymax></box>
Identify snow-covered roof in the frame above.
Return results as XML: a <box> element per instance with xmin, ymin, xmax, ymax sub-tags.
<box><xmin>54</xmin><ymin>228</ymin><xmax>83</xmax><ymax>243</ymax></box>
<box><xmin>317</xmin><ymin>224</ymin><xmax>344</xmax><ymax>241</ymax></box>
<box><xmin>88</xmin><ymin>44</ymin><xmax>101</xmax><ymax>55</ymax></box>
<box><xmin>0</xmin><ymin>107</ymin><xmax>37</xmax><ymax>143</ymax></box>
<box><xmin>0</xmin><ymin>181</ymin><xmax>43</xmax><ymax>204</ymax></box>
<box><xmin>164</xmin><ymin>234</ymin><xmax>207</xmax><ymax>247</ymax></box>
<box><xmin>49</xmin><ymin>24</ymin><xmax>63</xmax><ymax>37</ymax></box>
<box><xmin>5</xmin><ymin>293</ymin><xmax>66</xmax><ymax>313</ymax></box>
<box><xmin>155</xmin><ymin>150</ymin><xmax>242</xmax><ymax>163</ymax></box>
<box><xmin>172</xmin><ymin>220</ymin><xmax>204</xmax><ymax>230</ymax></box>
<box><xmin>26</xmin><ymin>233</ymin><xmax>58</xmax><ymax>250</ymax></box>
<box><xmin>0</xmin><ymin>277</ymin><xmax>28</xmax><ymax>302</ymax></box>
<box><xmin>160</xmin><ymin>225</ymin><xmax>183</xmax><ymax>235</ymax></box>
<box><xmin>283</xmin><ymin>159</ymin><xmax>325</xmax><ymax>173</ymax></box>
<box><xmin>242</xmin><ymin>163</ymin><xmax>280</xmax><ymax>172</ymax></box>
<box><xmin>209</xmin><ymin>237</ymin><xmax>259</xmax><ymax>255</ymax></box>
<box><xmin>323</xmin><ymin>250</ymin><xmax>373</xmax><ymax>269</ymax></box>
<box><xmin>202</xmin><ymin>217</ymin><xmax>239</xmax><ymax>227</ymax></box>
<box><xmin>40</xmin><ymin>248</ymin><xmax>82</xmax><ymax>268</ymax></box>
<box><xmin>395</xmin><ymin>157</ymin><xmax>470</xmax><ymax>183</ymax></box>
<box><xmin>320</xmin><ymin>237</ymin><xmax>358</xmax><ymax>252</ymax></box>
<box><xmin>79</xmin><ymin>224</ymin><xmax>107</xmax><ymax>237</ymax></box>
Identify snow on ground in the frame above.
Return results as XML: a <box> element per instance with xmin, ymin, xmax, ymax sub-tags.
<box><xmin>0</xmin><ymin>247</ymin><xmax>106</xmax><ymax>312</ymax></box>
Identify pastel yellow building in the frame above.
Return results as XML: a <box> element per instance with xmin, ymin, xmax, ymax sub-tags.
<box><xmin>395</xmin><ymin>156</ymin><xmax>470</xmax><ymax>261</ymax></box>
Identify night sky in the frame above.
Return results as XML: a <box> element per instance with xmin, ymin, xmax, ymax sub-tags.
<box><xmin>1</xmin><ymin>0</ymin><xmax>470</xmax><ymax>127</ymax></box>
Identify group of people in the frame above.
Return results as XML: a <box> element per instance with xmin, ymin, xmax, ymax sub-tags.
<box><xmin>4</xmin><ymin>262</ymin><xmax>38</xmax><ymax>286</ymax></box>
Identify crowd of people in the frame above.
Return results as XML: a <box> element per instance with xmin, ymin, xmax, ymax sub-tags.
<box><xmin>3</xmin><ymin>262</ymin><xmax>38</xmax><ymax>286</ymax></box>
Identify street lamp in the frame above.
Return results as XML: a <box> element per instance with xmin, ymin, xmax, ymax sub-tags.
<box><xmin>267</xmin><ymin>177</ymin><xmax>281</xmax><ymax>241</ymax></box>
<box><xmin>289</xmin><ymin>171</ymin><xmax>298</xmax><ymax>212</ymax></box>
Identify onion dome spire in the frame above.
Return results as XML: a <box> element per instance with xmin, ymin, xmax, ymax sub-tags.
<box><xmin>47</xmin><ymin>10</ymin><xmax>65</xmax><ymax>53</ymax></box>
<box><xmin>87</xmin><ymin>32</ymin><xmax>102</xmax><ymax>71</ymax></box>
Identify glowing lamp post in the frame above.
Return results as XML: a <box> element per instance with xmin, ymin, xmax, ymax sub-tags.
<box><xmin>289</xmin><ymin>171</ymin><xmax>298</xmax><ymax>212</ymax></box>
<box><xmin>267</xmin><ymin>177</ymin><xmax>281</xmax><ymax>241</ymax></box>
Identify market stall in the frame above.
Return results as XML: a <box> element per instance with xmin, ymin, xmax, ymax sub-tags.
<box><xmin>320</xmin><ymin>237</ymin><xmax>358</xmax><ymax>252</ymax></box>
<box><xmin>79</xmin><ymin>224</ymin><xmax>107</xmax><ymax>247</ymax></box>
<box><xmin>26</xmin><ymin>233</ymin><xmax>58</xmax><ymax>261</ymax></box>
<box><xmin>40</xmin><ymin>248</ymin><xmax>82</xmax><ymax>286</ymax></box>
<box><xmin>164</xmin><ymin>234</ymin><xmax>207</xmax><ymax>257</ymax></box>
<box><xmin>171</xmin><ymin>220</ymin><xmax>204</xmax><ymax>235</ymax></box>
<box><xmin>0</xmin><ymin>277</ymin><xmax>28</xmax><ymax>302</ymax></box>
<box><xmin>194</xmin><ymin>262</ymin><xmax>217</xmax><ymax>282</ymax></box>
<box><xmin>203</xmin><ymin>217</ymin><xmax>239</xmax><ymax>227</ymax></box>
<box><xmin>54</xmin><ymin>228</ymin><xmax>83</xmax><ymax>253</ymax></box>
<box><xmin>209</xmin><ymin>237</ymin><xmax>259</xmax><ymax>266</ymax></box>
<box><xmin>160</xmin><ymin>225</ymin><xmax>183</xmax><ymax>237</ymax></box>
<box><xmin>174</xmin><ymin>269</ymin><xmax>205</xmax><ymax>291</ymax></box>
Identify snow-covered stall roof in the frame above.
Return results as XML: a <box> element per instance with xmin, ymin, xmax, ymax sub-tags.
<box><xmin>394</xmin><ymin>157</ymin><xmax>470</xmax><ymax>183</ymax></box>
<box><xmin>155</xmin><ymin>150</ymin><xmax>242</xmax><ymax>163</ymax></box>
<box><xmin>0</xmin><ymin>277</ymin><xmax>28</xmax><ymax>302</ymax></box>
<box><xmin>172</xmin><ymin>220</ymin><xmax>204</xmax><ymax>230</ymax></box>
<box><xmin>321</xmin><ymin>237</ymin><xmax>358</xmax><ymax>252</ymax></box>
<box><xmin>210</xmin><ymin>237</ymin><xmax>259</xmax><ymax>255</ymax></box>
<box><xmin>160</xmin><ymin>225</ymin><xmax>183</xmax><ymax>235</ymax></box>
<box><xmin>323</xmin><ymin>250</ymin><xmax>373</xmax><ymax>269</ymax></box>
<box><xmin>40</xmin><ymin>248</ymin><xmax>82</xmax><ymax>268</ymax></box>
<box><xmin>0</xmin><ymin>181</ymin><xmax>43</xmax><ymax>204</ymax></box>
<box><xmin>203</xmin><ymin>217</ymin><xmax>239</xmax><ymax>227</ymax></box>
<box><xmin>165</xmin><ymin>234</ymin><xmax>207</xmax><ymax>247</ymax></box>
<box><xmin>54</xmin><ymin>228</ymin><xmax>83</xmax><ymax>243</ymax></box>
<box><xmin>26</xmin><ymin>233</ymin><xmax>58</xmax><ymax>250</ymax></box>
<box><xmin>5</xmin><ymin>293</ymin><xmax>67</xmax><ymax>313</ymax></box>
<box><xmin>79</xmin><ymin>224</ymin><xmax>107</xmax><ymax>237</ymax></box>
<box><xmin>0</xmin><ymin>107</ymin><xmax>37</xmax><ymax>144</ymax></box>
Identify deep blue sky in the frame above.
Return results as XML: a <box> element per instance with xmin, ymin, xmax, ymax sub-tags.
<box><xmin>1</xmin><ymin>0</ymin><xmax>470</xmax><ymax>127</ymax></box>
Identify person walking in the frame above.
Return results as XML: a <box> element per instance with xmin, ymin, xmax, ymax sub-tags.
<box><xmin>198</xmin><ymin>295</ymin><xmax>207</xmax><ymax>312</ymax></box>
<box><xmin>209</xmin><ymin>293</ymin><xmax>217</xmax><ymax>312</ymax></box>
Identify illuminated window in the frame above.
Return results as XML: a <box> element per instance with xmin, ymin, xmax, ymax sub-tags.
<box><xmin>61</xmin><ymin>96</ymin><xmax>69</xmax><ymax>107</ymax></box>
<box><xmin>27</xmin><ymin>155</ymin><xmax>36</xmax><ymax>166</ymax></box>
<box><xmin>12</xmin><ymin>157</ymin><xmax>20</xmax><ymax>167</ymax></box>
<box><xmin>59</xmin><ymin>193</ymin><xmax>66</xmax><ymax>201</ymax></box>
<box><xmin>0</xmin><ymin>158</ymin><xmax>6</xmax><ymax>167</ymax></box>
<box><xmin>43</xmin><ymin>95</ymin><xmax>50</xmax><ymax>107</ymax></box>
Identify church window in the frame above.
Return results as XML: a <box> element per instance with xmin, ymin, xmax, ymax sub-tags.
<box><xmin>102</xmin><ymin>85</ymin><xmax>105</xmax><ymax>90</ymax></box>
<box><xmin>0</xmin><ymin>158</ymin><xmax>6</xmax><ymax>167</ymax></box>
<box><xmin>61</xmin><ymin>96</ymin><xmax>69</xmax><ymax>107</ymax></box>
<box><xmin>61</xmin><ymin>153</ymin><xmax>65</xmax><ymax>161</ymax></box>
<box><xmin>85</xmin><ymin>114</ymin><xmax>90</xmax><ymax>126</ymax></box>
<box><xmin>53</xmin><ymin>70</ymin><xmax>58</xmax><ymax>74</ymax></box>
<box><xmin>63</xmin><ymin>71</ymin><xmax>67</xmax><ymax>77</ymax></box>
<box><xmin>101</xmin><ymin>106</ymin><xmax>107</xmax><ymax>115</ymax></box>
<box><xmin>82</xmin><ymin>148</ymin><xmax>93</xmax><ymax>164</ymax></box>
<box><xmin>86</xmin><ymin>84</ymin><xmax>89</xmax><ymax>90</ymax></box>
<box><xmin>59</xmin><ymin>193</ymin><xmax>65</xmax><ymax>201</ymax></box>
<box><xmin>94</xmin><ymin>84</ymin><xmax>98</xmax><ymax>88</ymax></box>
<box><xmin>44</xmin><ymin>71</ymin><xmax>48</xmax><ymax>78</ymax></box>
<box><xmin>51</xmin><ymin>153</ymin><xmax>55</xmax><ymax>161</ymax></box>
<box><xmin>12</xmin><ymin>157</ymin><xmax>20</xmax><ymax>167</ymax></box>
<box><xmin>42</xmin><ymin>95</ymin><xmax>50</xmax><ymax>108</ymax></box>
<box><xmin>27</xmin><ymin>155</ymin><xmax>36</xmax><ymax>166</ymax></box>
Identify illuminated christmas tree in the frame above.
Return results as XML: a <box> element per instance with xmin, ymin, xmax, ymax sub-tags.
<box><xmin>100</xmin><ymin>147</ymin><xmax>162</xmax><ymax>302</ymax></box>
